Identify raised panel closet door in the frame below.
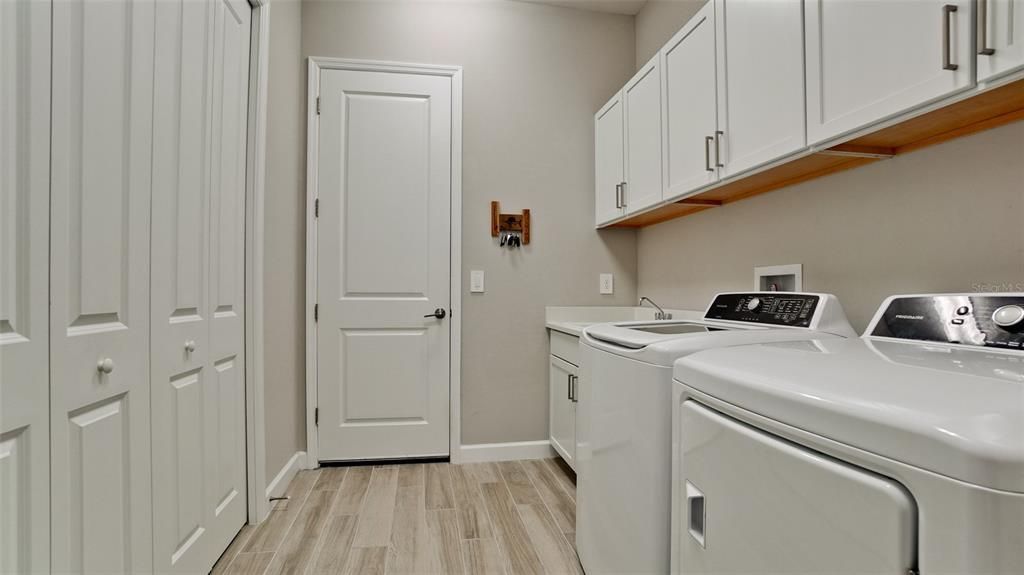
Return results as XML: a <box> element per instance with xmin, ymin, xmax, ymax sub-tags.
<box><xmin>150</xmin><ymin>0</ymin><xmax>251</xmax><ymax>571</ymax></box>
<box><xmin>662</xmin><ymin>1</ymin><xmax>719</xmax><ymax>199</ymax></box>
<box><xmin>205</xmin><ymin>0</ymin><xmax>250</xmax><ymax>554</ymax></box>
<box><xmin>0</xmin><ymin>1</ymin><xmax>50</xmax><ymax>572</ymax></box>
<box><xmin>49</xmin><ymin>0</ymin><xmax>156</xmax><ymax>572</ymax></box>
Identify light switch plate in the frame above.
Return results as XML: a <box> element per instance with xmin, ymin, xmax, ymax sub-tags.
<box><xmin>599</xmin><ymin>273</ymin><xmax>614</xmax><ymax>295</ymax></box>
<box><xmin>470</xmin><ymin>270</ymin><xmax>485</xmax><ymax>293</ymax></box>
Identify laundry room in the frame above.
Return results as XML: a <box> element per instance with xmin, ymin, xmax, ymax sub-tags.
<box><xmin>2</xmin><ymin>0</ymin><xmax>1022</xmax><ymax>573</ymax></box>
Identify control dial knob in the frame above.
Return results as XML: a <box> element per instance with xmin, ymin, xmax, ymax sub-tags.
<box><xmin>992</xmin><ymin>305</ymin><xmax>1024</xmax><ymax>329</ymax></box>
<box><xmin>746</xmin><ymin>297</ymin><xmax>763</xmax><ymax>313</ymax></box>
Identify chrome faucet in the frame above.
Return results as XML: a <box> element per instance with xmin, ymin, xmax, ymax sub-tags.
<box><xmin>640</xmin><ymin>297</ymin><xmax>672</xmax><ymax>320</ymax></box>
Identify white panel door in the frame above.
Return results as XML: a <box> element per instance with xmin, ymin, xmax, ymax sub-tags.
<box><xmin>977</xmin><ymin>0</ymin><xmax>1024</xmax><ymax>83</ymax></box>
<box><xmin>662</xmin><ymin>1</ymin><xmax>719</xmax><ymax>199</ymax></box>
<box><xmin>49</xmin><ymin>0</ymin><xmax>156</xmax><ymax>572</ymax></box>
<box><xmin>548</xmin><ymin>356</ymin><xmax>577</xmax><ymax>469</ymax></box>
<box><xmin>594</xmin><ymin>92</ymin><xmax>625</xmax><ymax>226</ymax></box>
<box><xmin>623</xmin><ymin>56</ymin><xmax>663</xmax><ymax>215</ymax></box>
<box><xmin>150</xmin><ymin>0</ymin><xmax>250</xmax><ymax>571</ymax></box>
<box><xmin>0</xmin><ymin>1</ymin><xmax>50</xmax><ymax>572</ymax></box>
<box><xmin>317</xmin><ymin>69</ymin><xmax>452</xmax><ymax>461</ymax></box>
<box><xmin>716</xmin><ymin>0</ymin><xmax>806</xmax><ymax>178</ymax></box>
<box><xmin>805</xmin><ymin>0</ymin><xmax>974</xmax><ymax>145</ymax></box>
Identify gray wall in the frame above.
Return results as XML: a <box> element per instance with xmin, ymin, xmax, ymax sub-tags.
<box><xmin>634</xmin><ymin>0</ymin><xmax>703</xmax><ymax>68</ymax></box>
<box><xmin>264</xmin><ymin>0</ymin><xmax>307</xmax><ymax>479</ymax></box>
<box><xmin>633</xmin><ymin>0</ymin><xmax>1024</xmax><ymax>331</ymax></box>
<box><xmin>300</xmin><ymin>0</ymin><xmax>639</xmax><ymax>445</ymax></box>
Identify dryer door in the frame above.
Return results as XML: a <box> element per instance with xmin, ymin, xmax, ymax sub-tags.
<box><xmin>678</xmin><ymin>401</ymin><xmax>916</xmax><ymax>574</ymax></box>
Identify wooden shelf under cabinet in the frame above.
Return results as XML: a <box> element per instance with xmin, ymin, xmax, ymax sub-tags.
<box><xmin>609</xmin><ymin>77</ymin><xmax>1024</xmax><ymax>229</ymax></box>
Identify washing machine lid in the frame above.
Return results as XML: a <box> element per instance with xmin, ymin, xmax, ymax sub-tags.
<box><xmin>584</xmin><ymin>291</ymin><xmax>857</xmax><ymax>351</ymax></box>
<box><xmin>674</xmin><ymin>336</ymin><xmax>1024</xmax><ymax>493</ymax></box>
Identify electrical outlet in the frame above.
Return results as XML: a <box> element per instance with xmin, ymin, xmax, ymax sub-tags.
<box><xmin>600</xmin><ymin>273</ymin><xmax>614</xmax><ymax>295</ymax></box>
<box><xmin>470</xmin><ymin>270</ymin><xmax>485</xmax><ymax>293</ymax></box>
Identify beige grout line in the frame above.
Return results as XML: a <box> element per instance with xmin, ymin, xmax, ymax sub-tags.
<box><xmin>302</xmin><ymin>467</ymin><xmax>348</xmax><ymax>575</ymax></box>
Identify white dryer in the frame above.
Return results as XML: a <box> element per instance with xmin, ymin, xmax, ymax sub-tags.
<box><xmin>576</xmin><ymin>292</ymin><xmax>856</xmax><ymax>575</ymax></box>
<box><xmin>671</xmin><ymin>293</ymin><xmax>1024</xmax><ymax>575</ymax></box>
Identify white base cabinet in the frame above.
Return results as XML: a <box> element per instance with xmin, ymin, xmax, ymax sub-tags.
<box><xmin>548</xmin><ymin>331</ymin><xmax>580</xmax><ymax>470</ymax></box>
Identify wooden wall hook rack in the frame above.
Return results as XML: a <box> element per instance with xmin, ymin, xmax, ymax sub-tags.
<box><xmin>490</xmin><ymin>201</ymin><xmax>531</xmax><ymax>244</ymax></box>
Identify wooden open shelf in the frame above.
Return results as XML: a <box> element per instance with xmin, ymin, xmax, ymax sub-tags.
<box><xmin>609</xmin><ymin>77</ymin><xmax>1024</xmax><ymax>229</ymax></box>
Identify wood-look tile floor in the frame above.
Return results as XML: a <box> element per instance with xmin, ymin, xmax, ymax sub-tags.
<box><xmin>211</xmin><ymin>458</ymin><xmax>581</xmax><ymax>575</ymax></box>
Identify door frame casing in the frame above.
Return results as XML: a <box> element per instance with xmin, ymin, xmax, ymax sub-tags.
<box><xmin>304</xmin><ymin>57</ymin><xmax>464</xmax><ymax>468</ymax></box>
<box><xmin>245</xmin><ymin>0</ymin><xmax>271</xmax><ymax>523</ymax></box>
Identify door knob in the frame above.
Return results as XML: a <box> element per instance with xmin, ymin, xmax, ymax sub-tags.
<box><xmin>424</xmin><ymin>308</ymin><xmax>447</xmax><ymax>320</ymax></box>
<box><xmin>97</xmin><ymin>358</ymin><xmax>115</xmax><ymax>374</ymax></box>
<box><xmin>184</xmin><ymin>340</ymin><xmax>196</xmax><ymax>352</ymax></box>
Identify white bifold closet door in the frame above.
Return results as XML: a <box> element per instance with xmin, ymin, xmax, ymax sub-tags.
<box><xmin>150</xmin><ymin>0</ymin><xmax>250</xmax><ymax>572</ymax></box>
<box><xmin>49</xmin><ymin>0</ymin><xmax>157</xmax><ymax>572</ymax></box>
<box><xmin>0</xmin><ymin>1</ymin><xmax>51</xmax><ymax>572</ymax></box>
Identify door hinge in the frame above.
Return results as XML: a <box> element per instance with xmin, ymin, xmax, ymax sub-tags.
<box><xmin>315</xmin><ymin>407</ymin><xmax>319</xmax><ymax>426</ymax></box>
<box><xmin>314</xmin><ymin>303</ymin><xmax>318</xmax><ymax>322</ymax></box>
<box><xmin>316</xmin><ymin>96</ymin><xmax>321</xmax><ymax>115</ymax></box>
<box><xmin>314</xmin><ymin>198</ymin><xmax>319</xmax><ymax>218</ymax></box>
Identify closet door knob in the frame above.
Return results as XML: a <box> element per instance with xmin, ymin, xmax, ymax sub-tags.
<box><xmin>97</xmin><ymin>358</ymin><xmax>115</xmax><ymax>374</ymax></box>
<box><xmin>184</xmin><ymin>340</ymin><xmax>196</xmax><ymax>353</ymax></box>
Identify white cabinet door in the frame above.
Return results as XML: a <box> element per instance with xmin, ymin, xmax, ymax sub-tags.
<box><xmin>595</xmin><ymin>92</ymin><xmax>625</xmax><ymax>225</ymax></box>
<box><xmin>49</xmin><ymin>0</ymin><xmax>156</xmax><ymax>571</ymax></box>
<box><xmin>662</xmin><ymin>1</ymin><xmax>719</xmax><ymax>199</ymax></box>
<box><xmin>0</xmin><ymin>1</ymin><xmax>50</xmax><ymax>572</ymax></box>
<box><xmin>977</xmin><ymin>0</ymin><xmax>1024</xmax><ymax>83</ymax></box>
<box><xmin>716</xmin><ymin>0</ymin><xmax>806</xmax><ymax>178</ymax></box>
<box><xmin>623</xmin><ymin>57</ymin><xmax>663</xmax><ymax>215</ymax></box>
<box><xmin>549</xmin><ymin>355</ymin><xmax>577</xmax><ymax>470</ymax></box>
<box><xmin>150</xmin><ymin>0</ymin><xmax>250</xmax><ymax>571</ymax></box>
<box><xmin>805</xmin><ymin>0</ymin><xmax>974</xmax><ymax>145</ymax></box>
<box><xmin>317</xmin><ymin>68</ymin><xmax>452</xmax><ymax>461</ymax></box>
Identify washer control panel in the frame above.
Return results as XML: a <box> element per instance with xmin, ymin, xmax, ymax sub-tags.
<box><xmin>704</xmin><ymin>293</ymin><xmax>819</xmax><ymax>327</ymax></box>
<box><xmin>870</xmin><ymin>295</ymin><xmax>1024</xmax><ymax>350</ymax></box>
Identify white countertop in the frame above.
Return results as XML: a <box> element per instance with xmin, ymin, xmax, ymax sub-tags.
<box><xmin>545</xmin><ymin>306</ymin><xmax>703</xmax><ymax>337</ymax></box>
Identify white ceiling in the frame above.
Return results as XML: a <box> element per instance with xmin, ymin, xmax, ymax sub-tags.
<box><xmin>513</xmin><ymin>0</ymin><xmax>649</xmax><ymax>16</ymax></box>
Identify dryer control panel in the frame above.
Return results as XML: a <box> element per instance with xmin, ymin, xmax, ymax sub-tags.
<box><xmin>704</xmin><ymin>293</ymin><xmax>819</xmax><ymax>327</ymax></box>
<box><xmin>869</xmin><ymin>294</ymin><xmax>1024</xmax><ymax>350</ymax></box>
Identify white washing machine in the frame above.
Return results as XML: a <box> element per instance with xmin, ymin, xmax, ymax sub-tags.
<box><xmin>671</xmin><ymin>293</ymin><xmax>1024</xmax><ymax>575</ymax></box>
<box><xmin>576</xmin><ymin>292</ymin><xmax>856</xmax><ymax>575</ymax></box>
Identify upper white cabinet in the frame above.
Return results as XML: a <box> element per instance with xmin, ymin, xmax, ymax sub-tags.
<box><xmin>595</xmin><ymin>93</ymin><xmax>625</xmax><ymax>225</ymax></box>
<box><xmin>715</xmin><ymin>0</ymin><xmax>806</xmax><ymax>178</ymax></box>
<box><xmin>805</xmin><ymin>0</ymin><xmax>974</xmax><ymax>145</ymax></box>
<box><xmin>976</xmin><ymin>0</ymin><xmax>1024</xmax><ymax>83</ymax></box>
<box><xmin>623</xmin><ymin>56</ymin><xmax>664</xmax><ymax>215</ymax></box>
<box><xmin>662</xmin><ymin>1</ymin><xmax>719</xmax><ymax>198</ymax></box>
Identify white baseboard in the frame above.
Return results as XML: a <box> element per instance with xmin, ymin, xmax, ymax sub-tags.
<box><xmin>458</xmin><ymin>440</ymin><xmax>555</xmax><ymax>464</ymax></box>
<box><xmin>265</xmin><ymin>451</ymin><xmax>307</xmax><ymax>499</ymax></box>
